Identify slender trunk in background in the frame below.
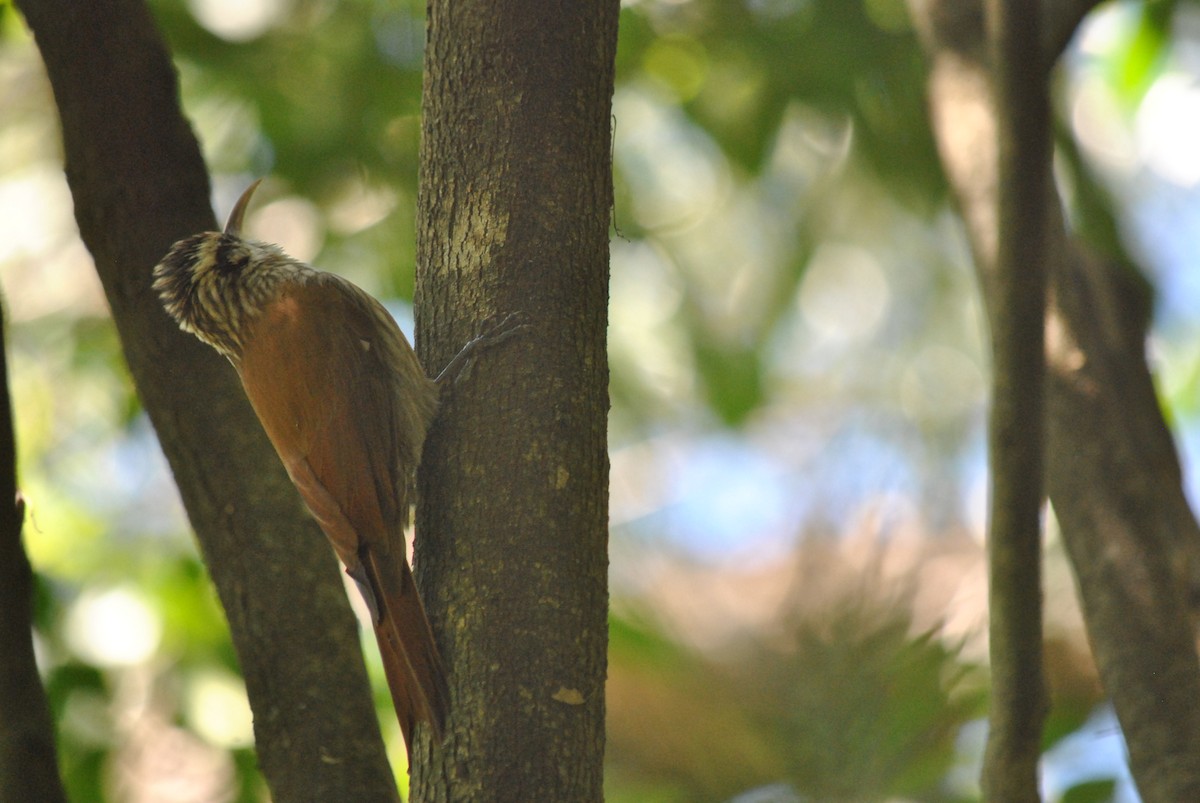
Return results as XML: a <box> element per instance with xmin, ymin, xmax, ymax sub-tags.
<box><xmin>908</xmin><ymin>1</ymin><xmax>1200</xmax><ymax>797</ymax></box>
<box><xmin>979</xmin><ymin>0</ymin><xmax>1049</xmax><ymax>797</ymax></box>
<box><xmin>412</xmin><ymin>0</ymin><xmax>618</xmax><ymax>798</ymax></box>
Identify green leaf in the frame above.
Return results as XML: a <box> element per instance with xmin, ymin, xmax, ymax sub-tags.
<box><xmin>1061</xmin><ymin>777</ymin><xmax>1119</xmax><ymax>803</ymax></box>
<box><xmin>1109</xmin><ymin>1</ymin><xmax>1175</xmax><ymax>108</ymax></box>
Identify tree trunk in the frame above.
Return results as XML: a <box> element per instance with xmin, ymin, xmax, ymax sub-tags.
<box><xmin>411</xmin><ymin>0</ymin><xmax>618</xmax><ymax>799</ymax></box>
<box><xmin>0</xmin><ymin>298</ymin><xmax>66</xmax><ymax>802</ymax></box>
<box><xmin>15</xmin><ymin>1</ymin><xmax>400</xmax><ymax>798</ymax></box>
<box><xmin>908</xmin><ymin>1</ymin><xmax>1200</xmax><ymax>797</ymax></box>
<box><xmin>979</xmin><ymin>1</ymin><xmax>1049</xmax><ymax>798</ymax></box>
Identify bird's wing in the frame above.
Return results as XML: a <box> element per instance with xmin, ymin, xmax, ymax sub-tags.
<box><xmin>235</xmin><ymin>278</ymin><xmax>447</xmax><ymax>748</ymax></box>
<box><xmin>235</xmin><ymin>280</ymin><xmax>398</xmax><ymax>566</ymax></box>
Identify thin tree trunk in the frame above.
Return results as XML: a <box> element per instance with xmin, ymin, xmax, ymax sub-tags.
<box><xmin>0</xmin><ymin>298</ymin><xmax>66</xmax><ymax>802</ymax></box>
<box><xmin>411</xmin><ymin>0</ymin><xmax>618</xmax><ymax>798</ymax></box>
<box><xmin>979</xmin><ymin>1</ymin><xmax>1049</xmax><ymax>798</ymax></box>
<box><xmin>15</xmin><ymin>1</ymin><xmax>400</xmax><ymax>798</ymax></box>
<box><xmin>909</xmin><ymin>1</ymin><xmax>1200</xmax><ymax>798</ymax></box>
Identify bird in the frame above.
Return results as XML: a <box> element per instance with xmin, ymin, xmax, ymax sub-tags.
<box><xmin>152</xmin><ymin>179</ymin><xmax>502</xmax><ymax>759</ymax></box>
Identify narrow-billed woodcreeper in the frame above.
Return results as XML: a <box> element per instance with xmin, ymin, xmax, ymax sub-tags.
<box><xmin>153</xmin><ymin>179</ymin><xmax>489</xmax><ymax>758</ymax></box>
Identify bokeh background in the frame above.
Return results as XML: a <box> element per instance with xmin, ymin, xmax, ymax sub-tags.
<box><xmin>2</xmin><ymin>0</ymin><xmax>1199</xmax><ymax>800</ymax></box>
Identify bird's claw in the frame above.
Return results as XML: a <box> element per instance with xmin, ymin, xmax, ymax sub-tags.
<box><xmin>478</xmin><ymin>311</ymin><xmax>529</xmax><ymax>346</ymax></box>
<box><xmin>434</xmin><ymin>311</ymin><xmax>528</xmax><ymax>386</ymax></box>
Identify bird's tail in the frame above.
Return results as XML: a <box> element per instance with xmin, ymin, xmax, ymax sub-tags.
<box><xmin>364</xmin><ymin>548</ymin><xmax>449</xmax><ymax>757</ymax></box>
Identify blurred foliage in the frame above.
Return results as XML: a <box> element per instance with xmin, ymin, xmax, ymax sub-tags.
<box><xmin>607</xmin><ymin>598</ymin><xmax>987</xmax><ymax>802</ymax></box>
<box><xmin>1</xmin><ymin>0</ymin><xmax>1193</xmax><ymax>800</ymax></box>
<box><xmin>750</xmin><ymin>610</ymin><xmax>984</xmax><ymax>799</ymax></box>
<box><xmin>148</xmin><ymin>0</ymin><xmax>428</xmax><ymax>299</ymax></box>
<box><xmin>1109</xmin><ymin>0</ymin><xmax>1174</xmax><ymax>107</ymax></box>
<box><xmin>1062</xmin><ymin>779</ymin><xmax>1119</xmax><ymax>803</ymax></box>
<box><xmin>616</xmin><ymin>0</ymin><xmax>943</xmax><ymax>202</ymax></box>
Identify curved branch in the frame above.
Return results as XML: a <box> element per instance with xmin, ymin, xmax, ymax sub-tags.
<box><xmin>14</xmin><ymin>0</ymin><xmax>400</xmax><ymax>797</ymax></box>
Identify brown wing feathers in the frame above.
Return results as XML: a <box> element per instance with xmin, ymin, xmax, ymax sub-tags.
<box><xmin>235</xmin><ymin>280</ymin><xmax>447</xmax><ymax>755</ymax></box>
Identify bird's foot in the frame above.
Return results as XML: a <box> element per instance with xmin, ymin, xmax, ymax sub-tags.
<box><xmin>434</xmin><ymin>312</ymin><xmax>528</xmax><ymax>386</ymax></box>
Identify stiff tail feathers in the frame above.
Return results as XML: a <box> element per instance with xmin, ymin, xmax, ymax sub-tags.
<box><xmin>365</xmin><ymin>549</ymin><xmax>449</xmax><ymax>757</ymax></box>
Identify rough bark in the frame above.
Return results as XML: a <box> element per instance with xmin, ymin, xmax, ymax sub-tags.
<box><xmin>14</xmin><ymin>1</ymin><xmax>400</xmax><ymax>799</ymax></box>
<box><xmin>411</xmin><ymin>0</ymin><xmax>618</xmax><ymax>799</ymax></box>
<box><xmin>0</xmin><ymin>300</ymin><xmax>66</xmax><ymax>802</ymax></box>
<box><xmin>909</xmin><ymin>1</ymin><xmax>1200</xmax><ymax>798</ymax></box>
<box><xmin>979</xmin><ymin>1</ymin><xmax>1049</xmax><ymax>798</ymax></box>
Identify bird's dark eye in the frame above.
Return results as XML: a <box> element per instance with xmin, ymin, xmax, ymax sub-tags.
<box><xmin>214</xmin><ymin>236</ymin><xmax>250</xmax><ymax>276</ymax></box>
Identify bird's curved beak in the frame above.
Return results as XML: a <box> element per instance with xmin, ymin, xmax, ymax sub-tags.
<box><xmin>224</xmin><ymin>179</ymin><xmax>264</xmax><ymax>236</ymax></box>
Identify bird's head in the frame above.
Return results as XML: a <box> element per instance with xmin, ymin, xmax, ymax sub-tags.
<box><xmin>153</xmin><ymin>180</ymin><xmax>300</xmax><ymax>359</ymax></box>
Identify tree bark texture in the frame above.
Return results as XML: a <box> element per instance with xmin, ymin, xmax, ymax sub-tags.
<box><xmin>0</xmin><ymin>299</ymin><xmax>66</xmax><ymax>803</ymax></box>
<box><xmin>909</xmin><ymin>1</ymin><xmax>1200</xmax><ymax>798</ymax></box>
<box><xmin>15</xmin><ymin>1</ymin><xmax>401</xmax><ymax>799</ymax></box>
<box><xmin>979</xmin><ymin>1</ymin><xmax>1049</xmax><ymax>799</ymax></box>
<box><xmin>412</xmin><ymin>0</ymin><xmax>618</xmax><ymax>799</ymax></box>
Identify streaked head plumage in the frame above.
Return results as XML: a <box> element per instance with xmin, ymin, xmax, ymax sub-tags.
<box><xmin>153</xmin><ymin>180</ymin><xmax>305</xmax><ymax>359</ymax></box>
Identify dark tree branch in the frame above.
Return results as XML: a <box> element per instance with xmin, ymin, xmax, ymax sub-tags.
<box><xmin>980</xmin><ymin>0</ymin><xmax>1050</xmax><ymax>797</ymax></box>
<box><xmin>1043</xmin><ymin>0</ymin><xmax>1108</xmax><ymax>64</ymax></box>
<box><xmin>0</xmin><ymin>298</ymin><xmax>66</xmax><ymax>802</ymax></box>
<box><xmin>14</xmin><ymin>1</ymin><xmax>400</xmax><ymax>798</ymax></box>
<box><xmin>1045</xmin><ymin>231</ymin><xmax>1200</xmax><ymax>799</ymax></box>
<box><xmin>909</xmin><ymin>0</ymin><xmax>1200</xmax><ymax>798</ymax></box>
<box><xmin>909</xmin><ymin>0</ymin><xmax>1106</xmax><ymax>70</ymax></box>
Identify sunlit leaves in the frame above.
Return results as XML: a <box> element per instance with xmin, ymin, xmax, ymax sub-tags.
<box><xmin>619</xmin><ymin>0</ymin><xmax>943</xmax><ymax>204</ymax></box>
<box><xmin>1109</xmin><ymin>0</ymin><xmax>1175</xmax><ymax>107</ymax></box>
